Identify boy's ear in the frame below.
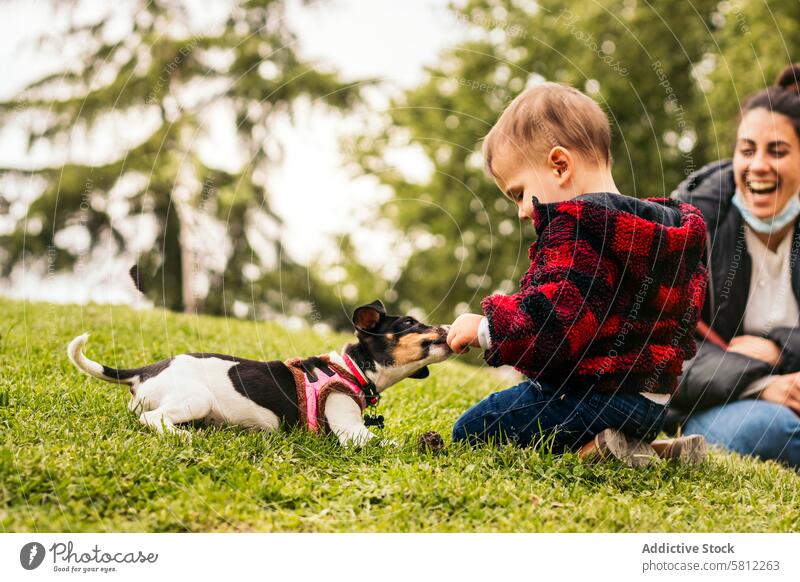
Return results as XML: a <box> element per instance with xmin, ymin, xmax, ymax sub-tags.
<box><xmin>352</xmin><ymin>300</ymin><xmax>386</xmax><ymax>331</ymax></box>
<box><xmin>548</xmin><ymin>146</ymin><xmax>573</xmax><ymax>186</ymax></box>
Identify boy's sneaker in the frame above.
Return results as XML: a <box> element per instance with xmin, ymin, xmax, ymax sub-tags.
<box><xmin>579</xmin><ymin>428</ymin><xmax>660</xmax><ymax>468</ymax></box>
<box><xmin>651</xmin><ymin>434</ymin><xmax>707</xmax><ymax>464</ymax></box>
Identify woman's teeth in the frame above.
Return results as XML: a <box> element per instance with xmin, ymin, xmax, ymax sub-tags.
<box><xmin>747</xmin><ymin>180</ymin><xmax>778</xmax><ymax>194</ymax></box>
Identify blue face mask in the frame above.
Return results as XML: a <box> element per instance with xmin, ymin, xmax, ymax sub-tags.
<box><xmin>732</xmin><ymin>188</ymin><xmax>800</xmax><ymax>234</ymax></box>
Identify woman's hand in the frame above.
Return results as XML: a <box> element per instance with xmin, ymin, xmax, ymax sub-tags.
<box><xmin>727</xmin><ymin>335</ymin><xmax>782</xmax><ymax>367</ymax></box>
<box><xmin>760</xmin><ymin>372</ymin><xmax>800</xmax><ymax>414</ymax></box>
<box><xmin>447</xmin><ymin>313</ymin><xmax>483</xmax><ymax>354</ymax></box>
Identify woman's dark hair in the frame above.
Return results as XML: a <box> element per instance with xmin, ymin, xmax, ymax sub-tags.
<box><xmin>741</xmin><ymin>64</ymin><xmax>800</xmax><ymax>139</ymax></box>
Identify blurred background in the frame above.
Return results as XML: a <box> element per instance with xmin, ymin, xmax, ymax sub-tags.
<box><xmin>1</xmin><ymin>0</ymin><xmax>797</xmax><ymax>331</ymax></box>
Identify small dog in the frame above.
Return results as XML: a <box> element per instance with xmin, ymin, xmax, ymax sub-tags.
<box><xmin>67</xmin><ymin>300</ymin><xmax>451</xmax><ymax>446</ymax></box>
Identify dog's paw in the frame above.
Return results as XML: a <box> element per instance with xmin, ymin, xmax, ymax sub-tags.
<box><xmin>339</xmin><ymin>431</ymin><xmax>374</xmax><ymax>448</ymax></box>
<box><xmin>165</xmin><ymin>428</ymin><xmax>193</xmax><ymax>443</ymax></box>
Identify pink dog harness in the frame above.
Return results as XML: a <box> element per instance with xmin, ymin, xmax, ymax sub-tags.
<box><xmin>283</xmin><ymin>354</ymin><xmax>374</xmax><ymax>432</ymax></box>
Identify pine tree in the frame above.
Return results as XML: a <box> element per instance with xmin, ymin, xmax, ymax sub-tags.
<box><xmin>0</xmin><ymin>0</ymin><xmax>362</xmax><ymax>317</ymax></box>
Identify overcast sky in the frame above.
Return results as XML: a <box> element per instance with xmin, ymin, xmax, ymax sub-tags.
<box><xmin>0</xmin><ymin>0</ymin><xmax>469</xmax><ymax>303</ymax></box>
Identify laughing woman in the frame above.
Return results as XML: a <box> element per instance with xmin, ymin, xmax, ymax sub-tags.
<box><xmin>668</xmin><ymin>64</ymin><xmax>800</xmax><ymax>470</ymax></box>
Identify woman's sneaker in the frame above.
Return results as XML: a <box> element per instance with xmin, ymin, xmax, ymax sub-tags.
<box><xmin>578</xmin><ymin>428</ymin><xmax>660</xmax><ymax>468</ymax></box>
<box><xmin>651</xmin><ymin>434</ymin><xmax>707</xmax><ymax>464</ymax></box>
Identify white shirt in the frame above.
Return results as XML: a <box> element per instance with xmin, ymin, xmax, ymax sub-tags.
<box><xmin>739</xmin><ymin>225</ymin><xmax>799</xmax><ymax>398</ymax></box>
<box><xmin>743</xmin><ymin>225</ymin><xmax>799</xmax><ymax>336</ymax></box>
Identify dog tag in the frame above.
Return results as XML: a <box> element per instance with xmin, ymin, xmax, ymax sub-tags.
<box><xmin>364</xmin><ymin>415</ymin><xmax>384</xmax><ymax>429</ymax></box>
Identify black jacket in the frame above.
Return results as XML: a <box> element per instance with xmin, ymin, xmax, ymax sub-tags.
<box><xmin>665</xmin><ymin>160</ymin><xmax>800</xmax><ymax>431</ymax></box>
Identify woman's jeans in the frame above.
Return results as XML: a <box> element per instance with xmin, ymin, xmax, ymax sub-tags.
<box><xmin>452</xmin><ymin>379</ymin><xmax>667</xmax><ymax>451</ymax></box>
<box><xmin>684</xmin><ymin>400</ymin><xmax>800</xmax><ymax>470</ymax></box>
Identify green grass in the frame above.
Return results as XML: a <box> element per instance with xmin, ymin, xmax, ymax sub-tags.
<box><xmin>0</xmin><ymin>297</ymin><xmax>798</xmax><ymax>532</ymax></box>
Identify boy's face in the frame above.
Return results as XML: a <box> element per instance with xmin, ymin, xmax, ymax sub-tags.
<box><xmin>490</xmin><ymin>142</ymin><xmax>570</xmax><ymax>220</ymax></box>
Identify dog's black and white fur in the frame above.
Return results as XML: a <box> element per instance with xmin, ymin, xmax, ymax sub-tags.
<box><xmin>67</xmin><ymin>301</ymin><xmax>450</xmax><ymax>446</ymax></box>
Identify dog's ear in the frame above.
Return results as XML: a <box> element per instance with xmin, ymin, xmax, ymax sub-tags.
<box><xmin>409</xmin><ymin>366</ymin><xmax>429</xmax><ymax>379</ymax></box>
<box><xmin>353</xmin><ymin>300</ymin><xmax>386</xmax><ymax>331</ymax></box>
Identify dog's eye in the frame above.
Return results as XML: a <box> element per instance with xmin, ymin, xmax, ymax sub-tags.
<box><xmin>400</xmin><ymin>317</ymin><xmax>417</xmax><ymax>329</ymax></box>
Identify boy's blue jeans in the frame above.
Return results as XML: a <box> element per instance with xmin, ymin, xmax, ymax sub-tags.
<box><xmin>452</xmin><ymin>379</ymin><xmax>667</xmax><ymax>451</ymax></box>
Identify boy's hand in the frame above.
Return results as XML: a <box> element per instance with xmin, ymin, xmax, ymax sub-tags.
<box><xmin>447</xmin><ymin>313</ymin><xmax>483</xmax><ymax>354</ymax></box>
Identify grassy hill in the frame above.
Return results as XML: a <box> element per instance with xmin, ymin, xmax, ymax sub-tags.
<box><xmin>0</xmin><ymin>297</ymin><xmax>797</xmax><ymax>532</ymax></box>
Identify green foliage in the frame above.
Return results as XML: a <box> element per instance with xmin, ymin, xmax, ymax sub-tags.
<box><xmin>1</xmin><ymin>298</ymin><xmax>798</xmax><ymax>532</ymax></box>
<box><xmin>354</xmin><ymin>0</ymin><xmax>799</xmax><ymax>319</ymax></box>
<box><xmin>0</xmin><ymin>0</ymin><xmax>362</xmax><ymax>319</ymax></box>
<box><xmin>704</xmin><ymin>0</ymin><xmax>800</xmax><ymax>151</ymax></box>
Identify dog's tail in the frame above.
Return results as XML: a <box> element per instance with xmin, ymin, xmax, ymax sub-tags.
<box><xmin>67</xmin><ymin>333</ymin><xmax>140</xmax><ymax>386</ymax></box>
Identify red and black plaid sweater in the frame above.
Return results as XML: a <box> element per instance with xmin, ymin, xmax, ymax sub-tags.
<box><xmin>482</xmin><ymin>192</ymin><xmax>708</xmax><ymax>395</ymax></box>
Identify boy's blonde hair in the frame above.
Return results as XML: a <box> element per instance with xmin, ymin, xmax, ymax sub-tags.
<box><xmin>482</xmin><ymin>82</ymin><xmax>612</xmax><ymax>175</ymax></box>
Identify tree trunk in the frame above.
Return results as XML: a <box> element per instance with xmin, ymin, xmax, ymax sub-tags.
<box><xmin>158</xmin><ymin>197</ymin><xmax>185</xmax><ymax>313</ymax></box>
<box><xmin>178</xmin><ymin>204</ymin><xmax>197</xmax><ymax>314</ymax></box>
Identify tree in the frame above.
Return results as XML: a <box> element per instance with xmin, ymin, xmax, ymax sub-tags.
<box><xmin>703</xmin><ymin>0</ymin><xmax>800</xmax><ymax>151</ymax></box>
<box><xmin>0</xmin><ymin>0</ymin><xmax>362</xmax><ymax>318</ymax></box>
<box><xmin>354</xmin><ymin>0</ymin><xmax>796</xmax><ymax>320</ymax></box>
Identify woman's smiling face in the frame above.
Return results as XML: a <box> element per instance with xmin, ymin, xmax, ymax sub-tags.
<box><xmin>733</xmin><ymin>108</ymin><xmax>800</xmax><ymax>219</ymax></box>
